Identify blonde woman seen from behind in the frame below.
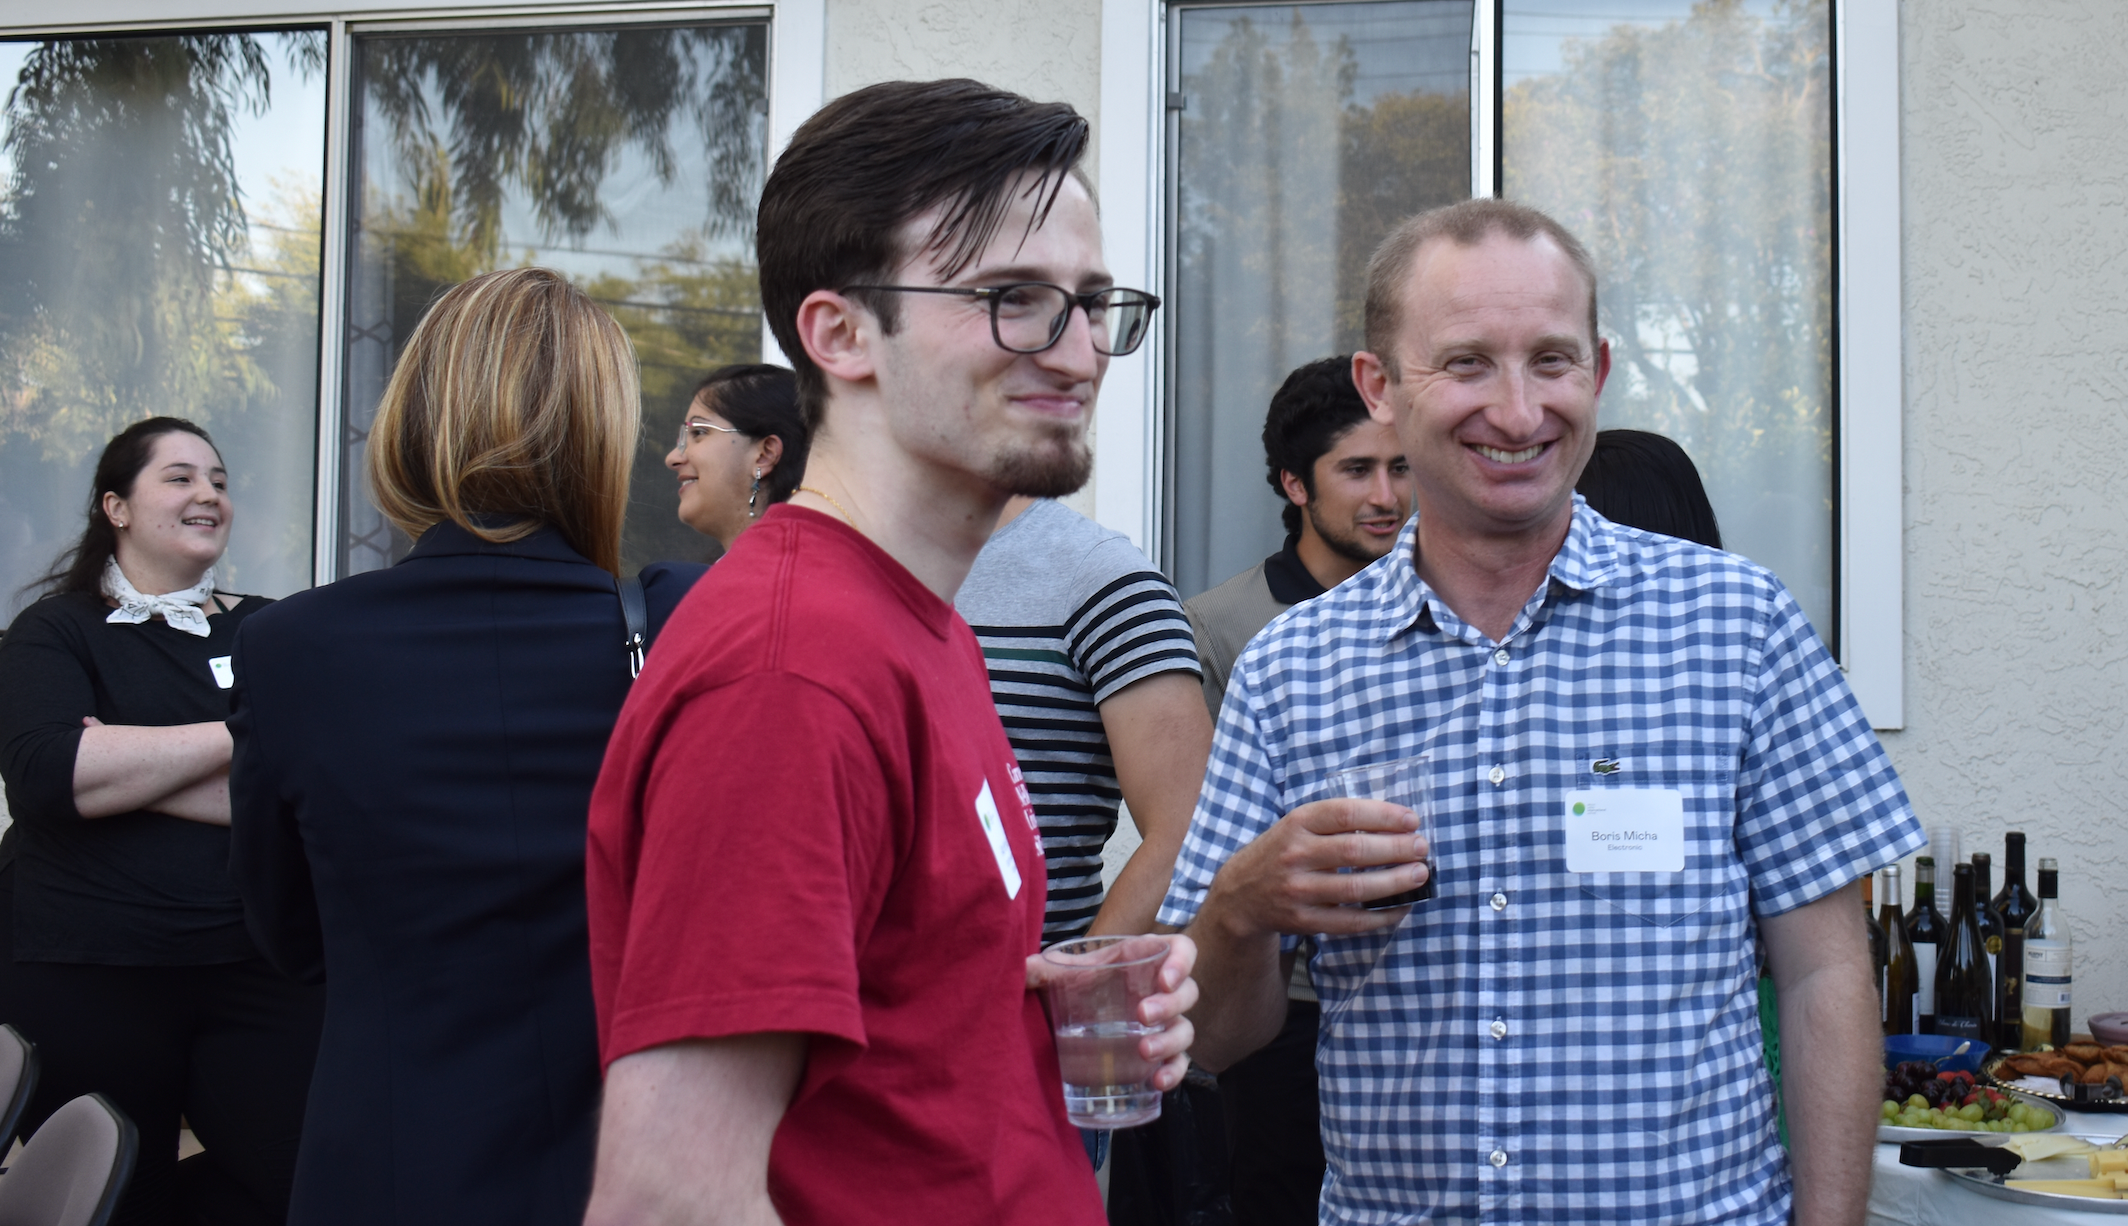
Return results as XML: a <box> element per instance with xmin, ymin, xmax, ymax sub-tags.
<box><xmin>226</xmin><ymin>268</ymin><xmax>705</xmax><ymax>1226</ymax></box>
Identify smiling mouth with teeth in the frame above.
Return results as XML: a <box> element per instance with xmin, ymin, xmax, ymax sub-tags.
<box><xmin>1473</xmin><ymin>443</ymin><xmax>1547</xmax><ymax>464</ymax></box>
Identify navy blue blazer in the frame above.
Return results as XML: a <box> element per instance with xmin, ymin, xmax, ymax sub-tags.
<box><xmin>228</xmin><ymin>522</ymin><xmax>702</xmax><ymax>1226</ymax></box>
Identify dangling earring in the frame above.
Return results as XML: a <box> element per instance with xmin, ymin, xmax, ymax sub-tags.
<box><xmin>747</xmin><ymin>468</ymin><xmax>761</xmax><ymax>517</ymax></box>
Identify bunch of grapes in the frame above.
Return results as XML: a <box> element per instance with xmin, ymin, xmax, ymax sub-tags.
<box><xmin>1880</xmin><ymin>1063</ymin><xmax>2050</xmax><ymax>1132</ymax></box>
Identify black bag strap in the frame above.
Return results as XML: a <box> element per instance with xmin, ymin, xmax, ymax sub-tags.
<box><xmin>617</xmin><ymin>574</ymin><xmax>648</xmax><ymax>679</ymax></box>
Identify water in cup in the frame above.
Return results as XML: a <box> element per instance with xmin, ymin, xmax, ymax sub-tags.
<box><xmin>1039</xmin><ymin>934</ymin><xmax>1171</xmax><ymax>1130</ymax></box>
<box><xmin>1055</xmin><ymin>1020</ymin><xmax>1163</xmax><ymax>1127</ymax></box>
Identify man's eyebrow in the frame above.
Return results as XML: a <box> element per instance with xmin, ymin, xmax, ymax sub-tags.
<box><xmin>958</xmin><ymin>264</ymin><xmax>1115</xmax><ymax>291</ymax></box>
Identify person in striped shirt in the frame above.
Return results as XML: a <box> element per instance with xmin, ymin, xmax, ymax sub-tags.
<box><xmin>957</xmin><ymin>495</ymin><xmax>1212</xmax><ymax>944</ymax></box>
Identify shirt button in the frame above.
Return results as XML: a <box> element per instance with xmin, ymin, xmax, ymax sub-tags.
<box><xmin>1490</xmin><ymin>892</ymin><xmax>1507</xmax><ymax>911</ymax></box>
<box><xmin>1490</xmin><ymin>1019</ymin><xmax>1508</xmax><ymax>1040</ymax></box>
<box><xmin>1488</xmin><ymin>765</ymin><xmax>1506</xmax><ymax>786</ymax></box>
<box><xmin>1490</xmin><ymin>1149</ymin><xmax>1509</xmax><ymax>1168</ymax></box>
<box><xmin>1493</xmin><ymin>647</ymin><xmax>1510</xmax><ymax>665</ymax></box>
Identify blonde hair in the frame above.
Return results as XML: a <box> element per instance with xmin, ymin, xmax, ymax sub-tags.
<box><xmin>367</xmin><ymin>268</ymin><xmax>639</xmax><ymax>575</ymax></box>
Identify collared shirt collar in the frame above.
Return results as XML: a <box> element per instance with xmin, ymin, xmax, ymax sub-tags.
<box><xmin>404</xmin><ymin>518</ymin><xmax>595</xmax><ymax>566</ymax></box>
<box><xmin>1373</xmin><ymin>494</ymin><xmax>1621</xmax><ymax>647</ymax></box>
<box><xmin>1262</xmin><ymin>532</ymin><xmax>1331</xmax><ymax>605</ymax></box>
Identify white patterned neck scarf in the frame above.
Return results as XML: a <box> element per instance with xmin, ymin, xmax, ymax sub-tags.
<box><xmin>101</xmin><ymin>557</ymin><xmax>217</xmax><ymax>637</ymax></box>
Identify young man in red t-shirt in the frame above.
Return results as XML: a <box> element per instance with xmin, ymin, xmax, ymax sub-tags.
<box><xmin>581</xmin><ymin>80</ymin><xmax>1200</xmax><ymax>1226</ymax></box>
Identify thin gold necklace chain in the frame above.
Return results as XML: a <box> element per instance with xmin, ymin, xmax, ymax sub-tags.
<box><xmin>795</xmin><ymin>485</ymin><xmax>860</xmax><ymax>530</ymax></box>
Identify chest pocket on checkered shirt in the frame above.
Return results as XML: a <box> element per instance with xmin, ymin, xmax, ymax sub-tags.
<box><xmin>1563</xmin><ymin>750</ymin><xmax>1742</xmax><ymax>927</ymax></box>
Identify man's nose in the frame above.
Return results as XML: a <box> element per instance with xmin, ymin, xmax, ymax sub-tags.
<box><xmin>1490</xmin><ymin>367</ymin><xmax>1544</xmax><ymax>438</ymax></box>
<box><xmin>1033</xmin><ymin>302</ymin><xmax>1103</xmax><ymax>383</ymax></box>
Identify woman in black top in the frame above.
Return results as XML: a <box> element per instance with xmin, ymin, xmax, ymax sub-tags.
<box><xmin>228</xmin><ymin>268</ymin><xmax>701</xmax><ymax>1226</ymax></box>
<box><xmin>0</xmin><ymin>417</ymin><xmax>324</xmax><ymax>1226</ymax></box>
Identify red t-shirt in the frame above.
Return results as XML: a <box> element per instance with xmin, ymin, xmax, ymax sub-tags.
<box><xmin>587</xmin><ymin>506</ymin><xmax>1103</xmax><ymax>1226</ymax></box>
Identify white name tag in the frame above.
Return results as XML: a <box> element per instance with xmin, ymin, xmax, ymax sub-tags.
<box><xmin>208</xmin><ymin>656</ymin><xmax>235</xmax><ymax>689</ymax></box>
<box><xmin>1564</xmin><ymin>788</ymin><xmax>1685</xmax><ymax>873</ymax></box>
<box><xmin>974</xmin><ymin>780</ymin><xmax>1023</xmax><ymax>898</ymax></box>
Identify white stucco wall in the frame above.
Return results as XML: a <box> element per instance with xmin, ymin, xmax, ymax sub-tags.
<box><xmin>1883</xmin><ymin>1</ymin><xmax>2127</xmax><ymax>1020</ymax></box>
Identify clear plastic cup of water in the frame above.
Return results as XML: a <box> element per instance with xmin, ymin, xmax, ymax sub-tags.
<box><xmin>1038</xmin><ymin>934</ymin><xmax>1170</xmax><ymax>1129</ymax></box>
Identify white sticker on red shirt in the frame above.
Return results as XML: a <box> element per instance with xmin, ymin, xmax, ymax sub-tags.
<box><xmin>974</xmin><ymin>779</ymin><xmax>1024</xmax><ymax>898</ymax></box>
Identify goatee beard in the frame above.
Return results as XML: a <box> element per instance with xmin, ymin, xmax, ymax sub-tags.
<box><xmin>991</xmin><ymin>433</ymin><xmax>1093</xmax><ymax>499</ymax></box>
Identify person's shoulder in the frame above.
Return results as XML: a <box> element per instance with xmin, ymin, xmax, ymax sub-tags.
<box><xmin>1184</xmin><ymin>562</ymin><xmax>1276</xmax><ymax>624</ymax></box>
<box><xmin>1</xmin><ymin>590</ymin><xmax>99</xmax><ymax>645</ymax></box>
<box><xmin>1593</xmin><ymin>517</ymin><xmax>1786</xmax><ymax>606</ymax></box>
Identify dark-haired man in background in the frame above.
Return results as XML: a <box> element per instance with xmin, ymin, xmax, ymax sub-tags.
<box><xmin>581</xmin><ymin>80</ymin><xmax>1198</xmax><ymax>1226</ymax></box>
<box><xmin>1178</xmin><ymin>355</ymin><xmax>1410</xmax><ymax>1226</ymax></box>
<box><xmin>1185</xmin><ymin>355</ymin><xmax>1412</xmax><ymax>713</ymax></box>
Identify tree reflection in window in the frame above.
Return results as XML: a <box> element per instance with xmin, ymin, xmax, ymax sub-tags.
<box><xmin>0</xmin><ymin>32</ymin><xmax>326</xmax><ymax>613</ymax></box>
<box><xmin>343</xmin><ymin>24</ymin><xmax>768</xmax><ymax>578</ymax></box>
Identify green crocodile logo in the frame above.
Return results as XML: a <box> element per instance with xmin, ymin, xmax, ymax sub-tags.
<box><xmin>1591</xmin><ymin>758</ymin><xmax>1623</xmax><ymax>775</ymax></box>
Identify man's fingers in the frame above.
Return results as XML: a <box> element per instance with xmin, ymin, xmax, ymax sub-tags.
<box><xmin>1277</xmin><ymin>829</ymin><xmax>1428</xmax><ymax>876</ymax></box>
<box><xmin>1141</xmin><ymin>1015</ymin><xmax>1194</xmax><ymax>1067</ymax></box>
<box><xmin>1150</xmin><ymin>1050</ymin><xmax>1192</xmax><ymax>1092</ymax></box>
<box><xmin>1291</xmin><ymin>797</ymin><xmax>1419</xmax><ymax>835</ymax></box>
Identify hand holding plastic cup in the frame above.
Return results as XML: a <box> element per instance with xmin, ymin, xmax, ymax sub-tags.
<box><xmin>1324</xmin><ymin>754</ymin><xmax>1434</xmax><ymax>909</ymax></box>
<box><xmin>1038</xmin><ymin>934</ymin><xmax>1171</xmax><ymax>1129</ymax></box>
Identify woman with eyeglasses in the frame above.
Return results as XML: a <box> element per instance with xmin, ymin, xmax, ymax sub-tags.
<box><xmin>0</xmin><ymin>416</ymin><xmax>324</xmax><ymax>1226</ymax></box>
<box><xmin>225</xmin><ymin>268</ymin><xmax>703</xmax><ymax>1226</ymax></box>
<box><xmin>665</xmin><ymin>364</ymin><xmax>810</xmax><ymax>552</ymax></box>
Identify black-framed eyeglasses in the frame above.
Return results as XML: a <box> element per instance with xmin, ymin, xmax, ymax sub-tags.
<box><xmin>841</xmin><ymin>282</ymin><xmax>1162</xmax><ymax>357</ymax></box>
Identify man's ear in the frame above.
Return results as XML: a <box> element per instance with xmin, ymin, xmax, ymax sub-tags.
<box><xmin>1352</xmin><ymin>351</ymin><xmax>1397</xmax><ymax>426</ymax></box>
<box><xmin>794</xmin><ymin>290</ymin><xmax>877</xmax><ymax>387</ymax></box>
<box><xmin>1278</xmin><ymin>468</ymin><xmax>1311</xmax><ymax>509</ymax></box>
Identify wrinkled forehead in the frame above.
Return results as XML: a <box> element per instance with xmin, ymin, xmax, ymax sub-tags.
<box><xmin>1403</xmin><ymin>231</ymin><xmax>1596</xmax><ymax>341</ymax></box>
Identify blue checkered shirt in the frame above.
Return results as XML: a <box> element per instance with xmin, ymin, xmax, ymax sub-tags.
<box><xmin>1158</xmin><ymin>500</ymin><xmax>1923</xmax><ymax>1225</ymax></box>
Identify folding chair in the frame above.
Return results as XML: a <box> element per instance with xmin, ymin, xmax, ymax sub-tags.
<box><xmin>0</xmin><ymin>1027</ymin><xmax>36</xmax><ymax>1151</ymax></box>
<box><xmin>0</xmin><ymin>1093</ymin><xmax>137</xmax><ymax>1226</ymax></box>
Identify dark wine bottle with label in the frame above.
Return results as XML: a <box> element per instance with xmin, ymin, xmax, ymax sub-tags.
<box><xmin>1905</xmin><ymin>856</ymin><xmax>1945</xmax><ymax>1034</ymax></box>
<box><xmin>1880</xmin><ymin>865</ymin><xmax>1917</xmax><ymax>1035</ymax></box>
<box><xmin>1935</xmin><ymin>861</ymin><xmax>1994</xmax><ymax>1042</ymax></box>
<box><xmin>1989</xmin><ymin>832</ymin><xmax>2038</xmax><ymax>1051</ymax></box>
<box><xmin>1970</xmin><ymin>851</ymin><xmax>2003</xmax><ymax>990</ymax></box>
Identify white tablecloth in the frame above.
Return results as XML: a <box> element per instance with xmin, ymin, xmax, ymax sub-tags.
<box><xmin>1870</xmin><ymin>1111</ymin><xmax>2128</xmax><ymax>1226</ymax></box>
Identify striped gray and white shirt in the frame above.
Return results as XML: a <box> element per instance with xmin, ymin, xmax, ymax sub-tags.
<box><xmin>957</xmin><ymin>500</ymin><xmax>1200</xmax><ymax>944</ymax></box>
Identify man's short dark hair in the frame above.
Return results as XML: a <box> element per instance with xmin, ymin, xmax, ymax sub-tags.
<box><xmin>1363</xmin><ymin>199</ymin><xmax>1600</xmax><ymax>378</ymax></box>
<box><xmin>756</xmin><ymin>79</ymin><xmax>1090</xmax><ymax>429</ymax></box>
<box><xmin>1263</xmin><ymin>355</ymin><xmax>1374</xmax><ymax>536</ymax></box>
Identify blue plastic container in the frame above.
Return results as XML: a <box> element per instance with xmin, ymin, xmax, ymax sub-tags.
<box><xmin>1883</xmin><ymin>1033</ymin><xmax>1991</xmax><ymax>1074</ymax></box>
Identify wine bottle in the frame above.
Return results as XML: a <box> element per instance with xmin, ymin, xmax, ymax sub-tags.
<box><xmin>1935</xmin><ymin>861</ymin><xmax>1993</xmax><ymax>1042</ymax></box>
<box><xmin>1989</xmin><ymin>833</ymin><xmax>2038</xmax><ymax>1051</ymax></box>
<box><xmin>2021</xmin><ymin>858</ymin><xmax>2072</xmax><ymax>1051</ymax></box>
<box><xmin>1863</xmin><ymin>874</ymin><xmax>1887</xmax><ymax>1023</ymax></box>
<box><xmin>1906</xmin><ymin>856</ymin><xmax>1945</xmax><ymax>1034</ymax></box>
<box><xmin>1880</xmin><ymin>865</ymin><xmax>1917</xmax><ymax>1035</ymax></box>
<box><xmin>1971</xmin><ymin>851</ymin><xmax>2003</xmax><ymax>989</ymax></box>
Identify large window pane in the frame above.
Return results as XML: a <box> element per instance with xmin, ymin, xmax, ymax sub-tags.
<box><xmin>1170</xmin><ymin>1</ymin><xmax>1473</xmax><ymax>598</ymax></box>
<box><xmin>0</xmin><ymin>32</ymin><xmax>326</xmax><ymax>619</ymax></box>
<box><xmin>1504</xmin><ymin>0</ymin><xmax>1833</xmax><ymax>638</ymax></box>
<box><xmin>341</xmin><ymin>22</ymin><xmax>767</xmax><ymax>578</ymax></box>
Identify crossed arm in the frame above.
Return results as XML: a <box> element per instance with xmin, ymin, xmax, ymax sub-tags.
<box><xmin>74</xmin><ymin>717</ymin><xmax>232</xmax><ymax>825</ymax></box>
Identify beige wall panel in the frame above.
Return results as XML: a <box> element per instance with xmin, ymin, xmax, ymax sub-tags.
<box><xmin>1887</xmin><ymin>1</ymin><xmax>2128</xmax><ymax>1018</ymax></box>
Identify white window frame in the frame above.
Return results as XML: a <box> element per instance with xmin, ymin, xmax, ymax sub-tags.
<box><xmin>0</xmin><ymin>0</ymin><xmax>823</xmax><ymax>585</ymax></box>
<box><xmin>1098</xmin><ymin>0</ymin><xmax>1904</xmax><ymax>730</ymax></box>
